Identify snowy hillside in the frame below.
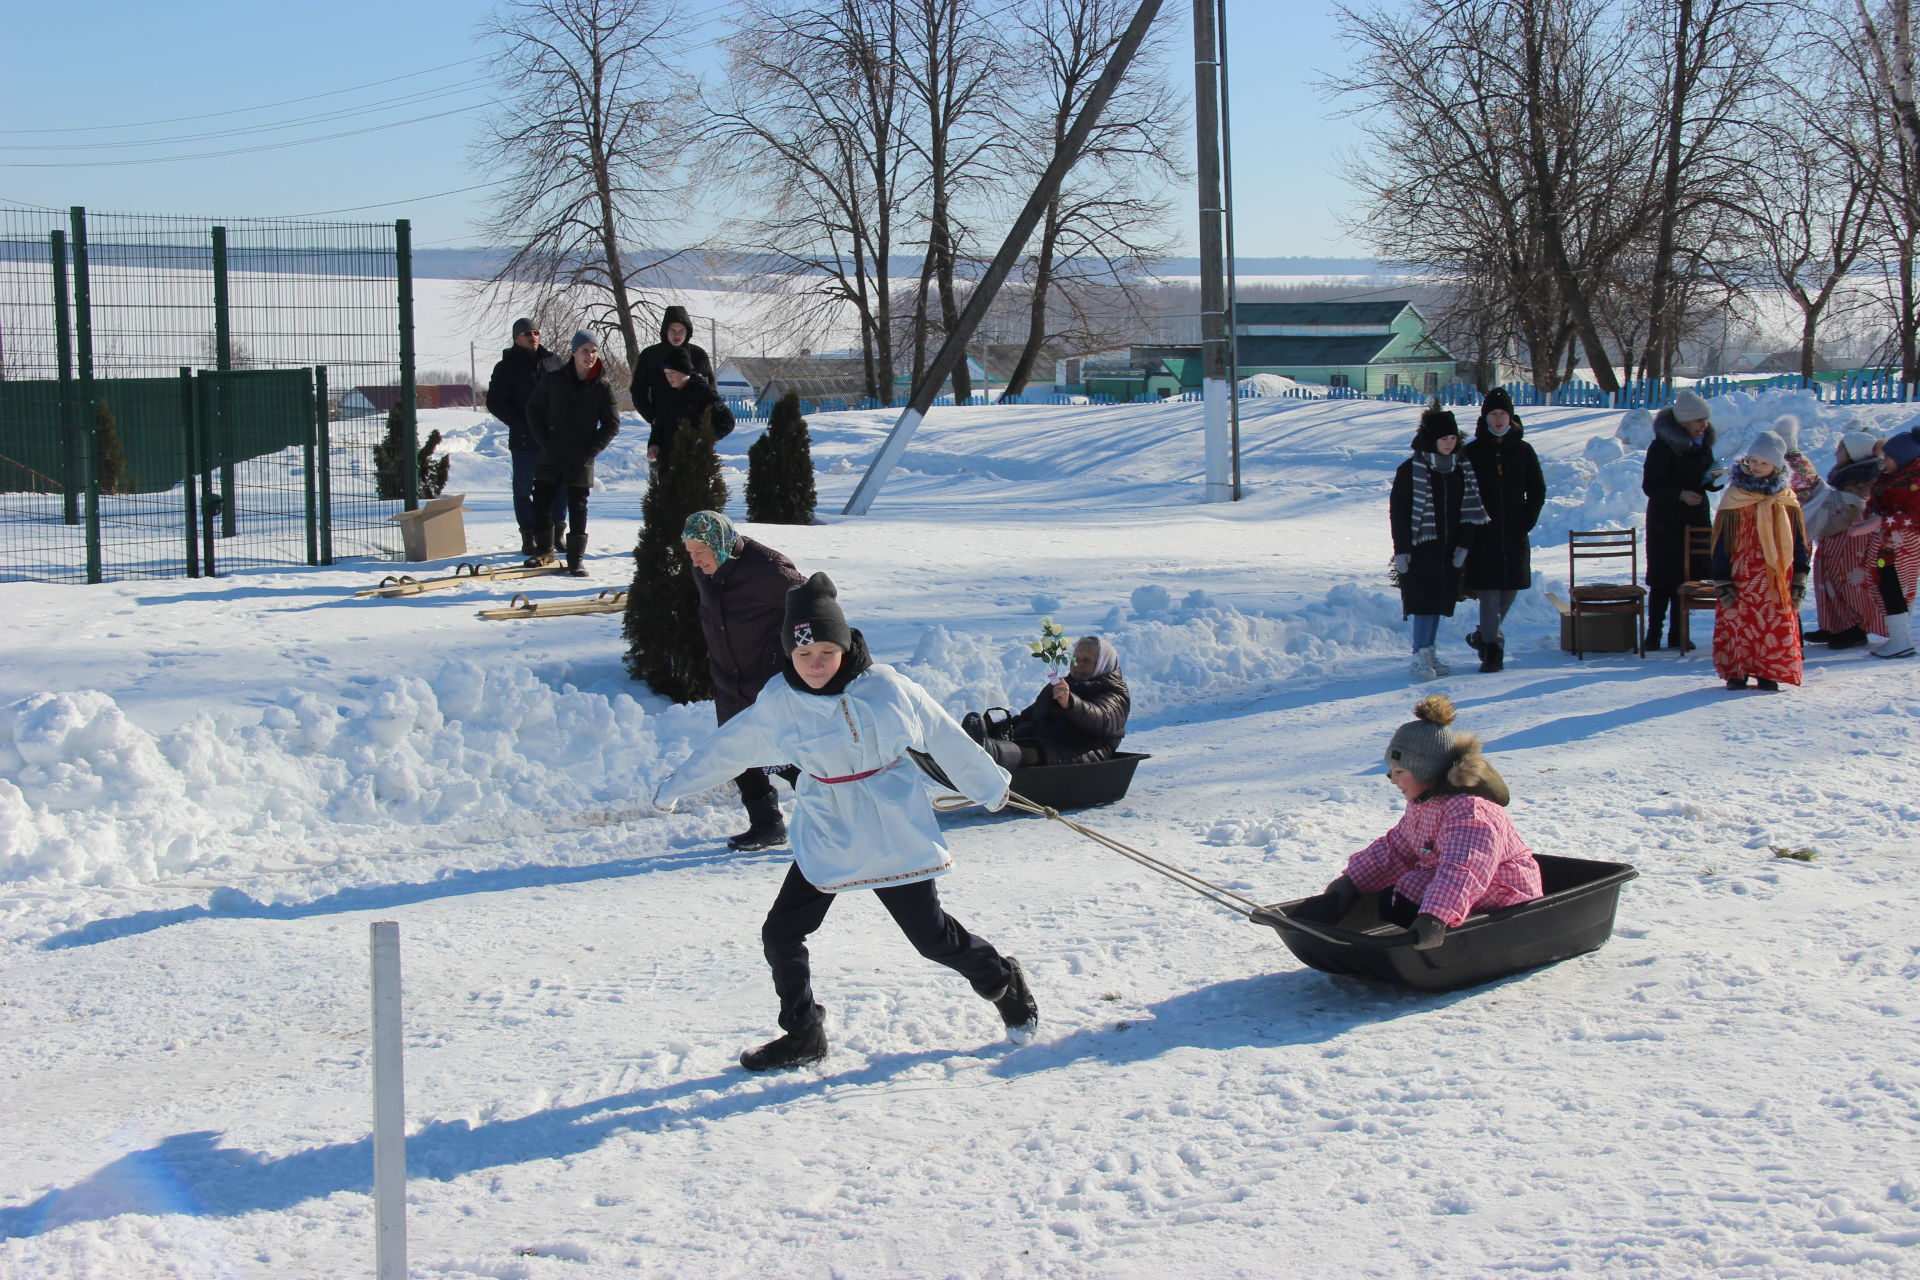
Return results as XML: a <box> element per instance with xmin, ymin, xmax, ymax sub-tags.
<box><xmin>2</xmin><ymin>391</ymin><xmax>1918</xmax><ymax>1278</ymax></box>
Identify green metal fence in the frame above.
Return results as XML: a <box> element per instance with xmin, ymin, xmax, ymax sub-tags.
<box><xmin>0</xmin><ymin>204</ymin><xmax>416</xmax><ymax>582</ymax></box>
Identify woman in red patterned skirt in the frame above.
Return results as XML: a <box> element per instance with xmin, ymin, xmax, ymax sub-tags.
<box><xmin>1867</xmin><ymin>427</ymin><xmax>1920</xmax><ymax>660</ymax></box>
<box><xmin>1709</xmin><ymin>430</ymin><xmax>1810</xmax><ymax>690</ymax></box>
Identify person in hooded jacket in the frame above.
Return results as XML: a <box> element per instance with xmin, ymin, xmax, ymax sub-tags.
<box><xmin>1390</xmin><ymin>407</ymin><xmax>1487</xmax><ymax>680</ymax></box>
<box><xmin>1461</xmin><ymin>387</ymin><xmax>1545</xmax><ymax>673</ymax></box>
<box><xmin>1643</xmin><ymin>389</ymin><xmax>1722</xmax><ymax>649</ymax></box>
<box><xmin>1295</xmin><ymin>694</ymin><xmax>1542</xmax><ymax>951</ymax></box>
<box><xmin>964</xmin><ymin>636</ymin><xmax>1130</xmax><ymax>769</ymax></box>
<box><xmin>484</xmin><ymin>317</ymin><xmax>567</xmax><ymax>558</ymax></box>
<box><xmin>1802</xmin><ymin>431</ymin><xmax>1882</xmax><ymax>650</ymax></box>
<box><xmin>647</xmin><ymin>347</ymin><xmax>736</xmax><ymax>479</ymax></box>
<box><xmin>652</xmin><ymin>573</ymin><xmax>1040</xmax><ymax>1072</ymax></box>
<box><xmin>632</xmin><ymin>303</ymin><xmax>716</xmax><ymax>432</ymax></box>
<box><xmin>681</xmin><ymin>509</ymin><xmax>807</xmax><ymax>852</ymax></box>
<box><xmin>524</xmin><ymin>330</ymin><xmax>620</xmax><ymax>575</ymax></box>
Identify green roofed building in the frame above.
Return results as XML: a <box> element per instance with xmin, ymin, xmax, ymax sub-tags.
<box><xmin>1131</xmin><ymin>299</ymin><xmax>1456</xmax><ymax>395</ymax></box>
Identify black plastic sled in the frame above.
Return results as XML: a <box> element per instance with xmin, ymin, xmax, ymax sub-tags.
<box><xmin>1249</xmin><ymin>854</ymin><xmax>1638</xmax><ymax>993</ymax></box>
<box><xmin>910</xmin><ymin>749</ymin><xmax>1150</xmax><ymax>811</ymax></box>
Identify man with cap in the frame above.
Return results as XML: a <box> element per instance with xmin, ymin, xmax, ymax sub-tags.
<box><xmin>652</xmin><ymin>571</ymin><xmax>1038</xmax><ymax>1070</ymax></box>
<box><xmin>524</xmin><ymin>331</ymin><xmax>620</xmax><ymax>574</ymax></box>
<box><xmin>682</xmin><ymin>509</ymin><xmax>806</xmax><ymax>851</ymax></box>
<box><xmin>484</xmin><ymin>318</ymin><xmax>567</xmax><ymax>558</ymax></box>
<box><xmin>1642</xmin><ymin>388</ymin><xmax>1721</xmax><ymax>649</ymax></box>
<box><xmin>1296</xmin><ymin>694</ymin><xmax>1541</xmax><ymax>949</ymax></box>
<box><xmin>646</xmin><ymin>348</ymin><xmax>736</xmax><ymax>480</ymax></box>
<box><xmin>632</xmin><ymin>304</ymin><xmax>716</xmax><ymax>436</ymax></box>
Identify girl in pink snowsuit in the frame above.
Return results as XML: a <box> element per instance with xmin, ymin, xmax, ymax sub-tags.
<box><xmin>1310</xmin><ymin>694</ymin><xmax>1542</xmax><ymax>949</ymax></box>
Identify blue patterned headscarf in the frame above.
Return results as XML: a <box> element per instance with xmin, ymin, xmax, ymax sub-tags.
<box><xmin>681</xmin><ymin>510</ymin><xmax>738</xmax><ymax>566</ymax></box>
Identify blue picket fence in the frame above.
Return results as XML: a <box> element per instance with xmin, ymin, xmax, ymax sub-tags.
<box><xmin>717</xmin><ymin>369</ymin><xmax>1917</xmax><ymax>421</ymax></box>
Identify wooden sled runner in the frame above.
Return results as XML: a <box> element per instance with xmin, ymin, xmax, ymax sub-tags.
<box><xmin>355</xmin><ymin>561</ymin><xmax>563</xmax><ymax>598</ymax></box>
<box><xmin>477</xmin><ymin>588</ymin><xmax>627</xmax><ymax>620</ymax></box>
<box><xmin>1249</xmin><ymin>855</ymin><xmax>1639</xmax><ymax>993</ymax></box>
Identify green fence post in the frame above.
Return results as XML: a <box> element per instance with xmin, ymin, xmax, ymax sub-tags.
<box><xmin>181</xmin><ymin>367</ymin><xmax>201</xmax><ymax>577</ymax></box>
<box><xmin>396</xmin><ymin>218</ymin><xmax>418</xmax><ymax>510</ymax></box>
<box><xmin>50</xmin><ymin>230</ymin><xmax>78</xmax><ymax>526</ymax></box>
<box><xmin>314</xmin><ymin>360</ymin><xmax>334</xmax><ymax>560</ymax></box>
<box><xmin>212</xmin><ymin>226</ymin><xmax>237</xmax><ymax>539</ymax></box>
<box><xmin>71</xmin><ymin>207</ymin><xmax>102</xmax><ymax>584</ymax></box>
<box><xmin>303</xmin><ymin>367</ymin><xmax>320</xmax><ymax>565</ymax></box>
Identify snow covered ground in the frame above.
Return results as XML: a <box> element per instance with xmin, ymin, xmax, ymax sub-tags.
<box><xmin>3</xmin><ymin>390</ymin><xmax>1919</xmax><ymax>1279</ymax></box>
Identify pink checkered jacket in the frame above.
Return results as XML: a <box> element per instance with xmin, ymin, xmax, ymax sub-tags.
<box><xmin>1345</xmin><ymin>762</ymin><xmax>1542</xmax><ymax>928</ymax></box>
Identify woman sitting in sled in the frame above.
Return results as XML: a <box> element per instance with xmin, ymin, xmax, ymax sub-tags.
<box><xmin>1299</xmin><ymin>694</ymin><xmax>1542</xmax><ymax>949</ymax></box>
<box><xmin>962</xmin><ymin>635</ymin><xmax>1131</xmax><ymax>770</ymax></box>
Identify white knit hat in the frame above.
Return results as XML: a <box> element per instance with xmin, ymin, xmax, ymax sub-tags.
<box><xmin>1839</xmin><ymin>431</ymin><xmax>1880</xmax><ymax>465</ymax></box>
<box><xmin>1745</xmin><ymin>430</ymin><xmax>1789</xmax><ymax>472</ymax></box>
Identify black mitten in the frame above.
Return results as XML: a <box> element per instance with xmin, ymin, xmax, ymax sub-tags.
<box><xmin>1411</xmin><ymin>913</ymin><xmax>1448</xmax><ymax>950</ymax></box>
<box><xmin>1323</xmin><ymin>874</ymin><xmax>1358</xmax><ymax>918</ymax></box>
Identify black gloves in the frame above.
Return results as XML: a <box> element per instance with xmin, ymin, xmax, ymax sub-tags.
<box><xmin>1411</xmin><ymin>914</ymin><xmax>1447</xmax><ymax>950</ymax></box>
<box><xmin>1323</xmin><ymin>874</ymin><xmax>1359</xmax><ymax>918</ymax></box>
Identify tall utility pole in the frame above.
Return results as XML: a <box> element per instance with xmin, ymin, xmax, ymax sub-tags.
<box><xmin>1193</xmin><ymin>0</ymin><xmax>1232</xmax><ymax>502</ymax></box>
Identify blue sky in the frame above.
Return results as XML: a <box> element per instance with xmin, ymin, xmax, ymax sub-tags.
<box><xmin>0</xmin><ymin>1</ymin><xmax>1368</xmax><ymax>258</ymax></box>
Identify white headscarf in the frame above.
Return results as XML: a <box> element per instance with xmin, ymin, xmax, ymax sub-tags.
<box><xmin>1076</xmin><ymin>635</ymin><xmax>1120</xmax><ymax>677</ymax></box>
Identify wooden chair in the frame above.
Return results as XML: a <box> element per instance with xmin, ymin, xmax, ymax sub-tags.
<box><xmin>1672</xmin><ymin>526</ymin><xmax>1717</xmax><ymax>656</ymax></box>
<box><xmin>1567</xmin><ymin>530</ymin><xmax>1647</xmax><ymax>659</ymax></box>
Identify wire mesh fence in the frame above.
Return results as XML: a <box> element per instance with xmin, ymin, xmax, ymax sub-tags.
<box><xmin>0</xmin><ymin>204</ymin><xmax>414</xmax><ymax>582</ymax></box>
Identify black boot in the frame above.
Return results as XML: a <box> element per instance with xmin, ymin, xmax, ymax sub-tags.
<box><xmin>1479</xmin><ymin>641</ymin><xmax>1504</xmax><ymax>673</ymax></box>
<box><xmin>523</xmin><ymin>524</ymin><xmax>554</xmax><ymax>568</ymax></box>
<box><xmin>564</xmin><ymin>531</ymin><xmax>588</xmax><ymax>577</ymax></box>
<box><xmin>988</xmin><ymin>957</ymin><xmax>1039</xmax><ymax>1043</ymax></box>
<box><xmin>1828</xmin><ymin>625</ymin><xmax>1868</xmax><ymax>650</ymax></box>
<box><xmin>1464</xmin><ymin>629</ymin><xmax>1483</xmax><ymax>656</ymax></box>
<box><xmin>519</xmin><ymin>527</ymin><xmax>536</xmax><ymax>558</ymax></box>
<box><xmin>740</xmin><ymin>1013</ymin><xmax>827</xmax><ymax>1071</ymax></box>
<box><xmin>961</xmin><ymin>711</ymin><xmax>988</xmax><ymax>744</ymax></box>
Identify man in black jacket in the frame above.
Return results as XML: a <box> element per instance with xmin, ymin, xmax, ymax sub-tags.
<box><xmin>632</xmin><ymin>304</ymin><xmax>715</xmax><ymax>434</ymax></box>
<box><xmin>648</xmin><ymin>347</ymin><xmax>736</xmax><ymax>479</ymax></box>
<box><xmin>682</xmin><ymin>510</ymin><xmax>805</xmax><ymax>850</ymax></box>
<box><xmin>525</xmin><ymin>331</ymin><xmax>621</xmax><ymax>575</ymax></box>
<box><xmin>484</xmin><ymin>317</ymin><xmax>567</xmax><ymax>557</ymax></box>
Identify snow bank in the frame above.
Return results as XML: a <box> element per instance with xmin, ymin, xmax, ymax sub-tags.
<box><xmin>0</xmin><ymin>663</ymin><xmax>713</xmax><ymax>888</ymax></box>
<box><xmin>1240</xmin><ymin>373</ymin><xmax>1321</xmax><ymax>397</ymax></box>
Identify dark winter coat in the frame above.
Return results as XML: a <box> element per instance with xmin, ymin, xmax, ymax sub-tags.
<box><xmin>631</xmin><ymin>306</ymin><xmax>716</xmax><ymax>426</ymax></box>
<box><xmin>484</xmin><ymin>343</ymin><xmax>564</xmax><ymax>452</ymax></box>
<box><xmin>1462</xmin><ymin>417</ymin><xmax>1545</xmax><ymax>592</ymax></box>
<box><xmin>647</xmin><ymin>376</ymin><xmax>736</xmax><ymax>473</ymax></box>
<box><xmin>1007</xmin><ymin>669</ymin><xmax>1130</xmax><ymax>766</ymax></box>
<box><xmin>693</xmin><ymin>536</ymin><xmax>806</xmax><ymax>722</ymax></box>
<box><xmin>1642</xmin><ymin>408</ymin><xmax>1720</xmax><ymax>591</ymax></box>
<box><xmin>525</xmin><ymin>361</ymin><xmax>620</xmax><ymax>488</ymax></box>
<box><xmin>1390</xmin><ymin>454</ymin><xmax>1478</xmax><ymax>618</ymax></box>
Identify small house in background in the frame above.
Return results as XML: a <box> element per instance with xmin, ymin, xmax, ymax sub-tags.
<box><xmin>1128</xmin><ymin>300</ymin><xmax>1456</xmax><ymax>396</ymax></box>
<box><xmin>716</xmin><ymin>356</ymin><xmax>873</xmax><ymax>408</ymax></box>
<box><xmin>340</xmin><ymin>384</ymin><xmax>476</xmax><ymax>418</ymax></box>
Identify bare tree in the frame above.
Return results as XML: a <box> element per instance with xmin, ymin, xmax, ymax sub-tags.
<box><xmin>472</xmin><ymin>0</ymin><xmax>690</xmax><ymax>374</ymax></box>
<box><xmin>993</xmin><ymin>0</ymin><xmax>1183</xmax><ymax>399</ymax></box>
<box><xmin>709</xmin><ymin>0</ymin><xmax>916</xmax><ymax>401</ymax></box>
<box><xmin>1857</xmin><ymin>0</ymin><xmax>1920</xmax><ymax>381</ymax></box>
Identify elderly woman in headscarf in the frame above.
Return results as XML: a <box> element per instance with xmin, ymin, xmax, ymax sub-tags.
<box><xmin>965</xmin><ymin>636</ymin><xmax>1131</xmax><ymax>769</ymax></box>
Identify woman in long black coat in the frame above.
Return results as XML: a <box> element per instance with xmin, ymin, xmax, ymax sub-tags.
<box><xmin>1642</xmin><ymin>389</ymin><xmax>1720</xmax><ymax>648</ymax></box>
<box><xmin>1390</xmin><ymin>408</ymin><xmax>1486</xmax><ymax>680</ymax></box>
<box><xmin>1462</xmin><ymin>387</ymin><xmax>1545</xmax><ymax>673</ymax></box>
<box><xmin>525</xmin><ymin>331</ymin><xmax>621</xmax><ymax>574</ymax></box>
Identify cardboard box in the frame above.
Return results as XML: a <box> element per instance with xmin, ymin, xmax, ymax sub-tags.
<box><xmin>1544</xmin><ymin>591</ymin><xmax>1638</xmax><ymax>653</ymax></box>
<box><xmin>387</xmin><ymin>493</ymin><xmax>468</xmax><ymax>561</ymax></box>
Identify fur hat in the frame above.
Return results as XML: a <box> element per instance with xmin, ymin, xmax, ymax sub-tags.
<box><xmin>1672</xmin><ymin>389</ymin><xmax>1711</xmax><ymax>423</ymax></box>
<box><xmin>569</xmin><ymin>329</ymin><xmax>600</xmax><ymax>355</ymax></box>
<box><xmin>1839</xmin><ymin>431</ymin><xmax>1880</xmax><ymax>465</ymax></box>
<box><xmin>1413</xmin><ymin>408</ymin><xmax>1461</xmax><ymax>453</ymax></box>
<box><xmin>661</xmin><ymin>346</ymin><xmax>696</xmax><ymax>375</ymax></box>
<box><xmin>1830</xmin><ymin>458</ymin><xmax>1881</xmax><ymax>492</ymax></box>
<box><xmin>1884</xmin><ymin>428</ymin><xmax>1920</xmax><ymax>472</ymax></box>
<box><xmin>680</xmin><ymin>510</ymin><xmax>737</xmax><ymax>567</ymax></box>
<box><xmin>783</xmin><ymin>572</ymin><xmax>853</xmax><ymax>653</ymax></box>
<box><xmin>1744</xmin><ymin>430</ymin><xmax>1789</xmax><ymax>472</ymax></box>
<box><xmin>1385</xmin><ymin>694</ymin><xmax>1457</xmax><ymax>785</ymax></box>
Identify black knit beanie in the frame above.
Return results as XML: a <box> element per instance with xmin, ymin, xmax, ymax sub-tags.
<box><xmin>783</xmin><ymin>572</ymin><xmax>854</xmax><ymax>653</ymax></box>
<box><xmin>1482</xmin><ymin>387</ymin><xmax>1515</xmax><ymax>416</ymax></box>
<box><xmin>1413</xmin><ymin>408</ymin><xmax>1460</xmax><ymax>453</ymax></box>
<box><xmin>661</xmin><ymin>346</ymin><xmax>695</xmax><ymax>375</ymax></box>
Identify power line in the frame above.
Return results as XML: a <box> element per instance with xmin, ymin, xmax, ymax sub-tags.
<box><xmin>0</xmin><ymin>103</ymin><xmax>486</xmax><ymax>169</ymax></box>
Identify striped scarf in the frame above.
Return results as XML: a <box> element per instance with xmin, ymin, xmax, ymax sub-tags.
<box><xmin>1409</xmin><ymin>452</ymin><xmax>1487</xmax><ymax>546</ymax></box>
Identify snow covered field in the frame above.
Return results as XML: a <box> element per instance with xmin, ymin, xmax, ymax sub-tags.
<box><xmin>3</xmin><ymin>391</ymin><xmax>1919</xmax><ymax>1279</ymax></box>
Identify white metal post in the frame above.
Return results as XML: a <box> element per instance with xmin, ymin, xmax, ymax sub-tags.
<box><xmin>370</xmin><ymin>920</ymin><xmax>407</xmax><ymax>1280</ymax></box>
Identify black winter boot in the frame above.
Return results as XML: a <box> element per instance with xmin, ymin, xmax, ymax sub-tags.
<box><xmin>1465</xmin><ymin>629</ymin><xmax>1483</xmax><ymax>656</ymax></box>
<box><xmin>519</xmin><ymin>527</ymin><xmax>537</xmax><ymax>558</ymax></box>
<box><xmin>1479</xmin><ymin>641</ymin><xmax>1504</xmax><ymax>673</ymax></box>
<box><xmin>988</xmin><ymin>957</ymin><xmax>1039</xmax><ymax>1044</ymax></box>
<box><xmin>523</xmin><ymin>524</ymin><xmax>555</xmax><ymax>568</ymax></box>
<box><xmin>564</xmin><ymin>532</ymin><xmax>588</xmax><ymax>577</ymax></box>
<box><xmin>740</xmin><ymin>1014</ymin><xmax>827</xmax><ymax>1071</ymax></box>
<box><xmin>1828</xmin><ymin>625</ymin><xmax>1868</xmax><ymax>650</ymax></box>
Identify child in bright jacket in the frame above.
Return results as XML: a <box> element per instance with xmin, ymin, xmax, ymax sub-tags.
<box><xmin>652</xmin><ymin>572</ymin><xmax>1039</xmax><ymax>1071</ymax></box>
<box><xmin>1305</xmin><ymin>694</ymin><xmax>1541</xmax><ymax>950</ymax></box>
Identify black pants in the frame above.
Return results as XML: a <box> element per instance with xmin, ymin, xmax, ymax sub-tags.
<box><xmin>530</xmin><ymin>478</ymin><xmax>591</xmax><ymax>538</ymax></box>
<box><xmin>1646</xmin><ymin>590</ymin><xmax>1680</xmax><ymax>636</ymax></box>
<box><xmin>736</xmin><ymin>765</ymin><xmax>798</xmax><ymax>827</ymax></box>
<box><xmin>983</xmin><ymin>737</ymin><xmax>1042</xmax><ymax>770</ymax></box>
<box><xmin>761</xmin><ymin>862</ymin><xmax>1011</xmax><ymax>1032</ymax></box>
<box><xmin>1879</xmin><ymin>560</ymin><xmax>1910</xmax><ymax>617</ymax></box>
